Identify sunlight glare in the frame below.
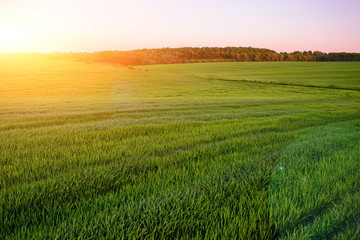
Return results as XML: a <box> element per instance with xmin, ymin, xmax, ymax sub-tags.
<box><xmin>0</xmin><ymin>24</ymin><xmax>32</xmax><ymax>52</ymax></box>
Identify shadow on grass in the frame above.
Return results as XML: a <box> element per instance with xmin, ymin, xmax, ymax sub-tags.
<box><xmin>270</xmin><ymin>124</ymin><xmax>360</xmax><ymax>239</ymax></box>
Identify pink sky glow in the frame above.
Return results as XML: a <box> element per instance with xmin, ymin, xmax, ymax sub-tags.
<box><xmin>0</xmin><ymin>0</ymin><xmax>359</xmax><ymax>53</ymax></box>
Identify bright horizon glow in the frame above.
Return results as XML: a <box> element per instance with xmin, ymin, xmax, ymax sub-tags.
<box><xmin>0</xmin><ymin>24</ymin><xmax>32</xmax><ymax>53</ymax></box>
<box><xmin>0</xmin><ymin>0</ymin><xmax>359</xmax><ymax>53</ymax></box>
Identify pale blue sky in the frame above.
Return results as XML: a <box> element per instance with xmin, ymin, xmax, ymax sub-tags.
<box><xmin>0</xmin><ymin>0</ymin><xmax>359</xmax><ymax>52</ymax></box>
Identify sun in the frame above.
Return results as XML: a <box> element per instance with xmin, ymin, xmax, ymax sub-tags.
<box><xmin>0</xmin><ymin>24</ymin><xmax>32</xmax><ymax>52</ymax></box>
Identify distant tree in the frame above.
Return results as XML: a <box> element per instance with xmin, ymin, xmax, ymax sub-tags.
<box><xmin>46</xmin><ymin>47</ymin><xmax>360</xmax><ymax>66</ymax></box>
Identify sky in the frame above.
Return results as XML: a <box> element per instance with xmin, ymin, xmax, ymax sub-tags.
<box><xmin>0</xmin><ymin>0</ymin><xmax>359</xmax><ymax>53</ymax></box>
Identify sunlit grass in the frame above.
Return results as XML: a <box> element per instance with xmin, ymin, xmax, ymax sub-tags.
<box><xmin>0</xmin><ymin>55</ymin><xmax>359</xmax><ymax>239</ymax></box>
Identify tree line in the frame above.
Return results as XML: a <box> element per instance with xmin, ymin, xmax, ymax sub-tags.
<box><xmin>48</xmin><ymin>47</ymin><xmax>360</xmax><ymax>66</ymax></box>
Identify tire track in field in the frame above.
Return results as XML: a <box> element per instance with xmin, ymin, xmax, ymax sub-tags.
<box><xmin>190</xmin><ymin>75</ymin><xmax>360</xmax><ymax>91</ymax></box>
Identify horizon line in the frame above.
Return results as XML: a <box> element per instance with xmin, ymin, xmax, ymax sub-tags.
<box><xmin>1</xmin><ymin>46</ymin><xmax>360</xmax><ymax>55</ymax></box>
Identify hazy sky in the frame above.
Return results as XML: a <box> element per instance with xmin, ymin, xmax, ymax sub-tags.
<box><xmin>0</xmin><ymin>0</ymin><xmax>359</xmax><ymax>53</ymax></box>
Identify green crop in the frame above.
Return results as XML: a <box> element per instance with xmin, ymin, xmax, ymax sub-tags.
<box><xmin>1</xmin><ymin>56</ymin><xmax>359</xmax><ymax>239</ymax></box>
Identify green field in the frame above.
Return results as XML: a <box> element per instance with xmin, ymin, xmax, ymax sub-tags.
<box><xmin>0</xmin><ymin>56</ymin><xmax>359</xmax><ymax>239</ymax></box>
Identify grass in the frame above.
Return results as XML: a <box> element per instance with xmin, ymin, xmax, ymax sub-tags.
<box><xmin>0</xmin><ymin>55</ymin><xmax>359</xmax><ymax>239</ymax></box>
<box><xmin>270</xmin><ymin>124</ymin><xmax>360</xmax><ymax>239</ymax></box>
<box><xmin>148</xmin><ymin>62</ymin><xmax>360</xmax><ymax>90</ymax></box>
